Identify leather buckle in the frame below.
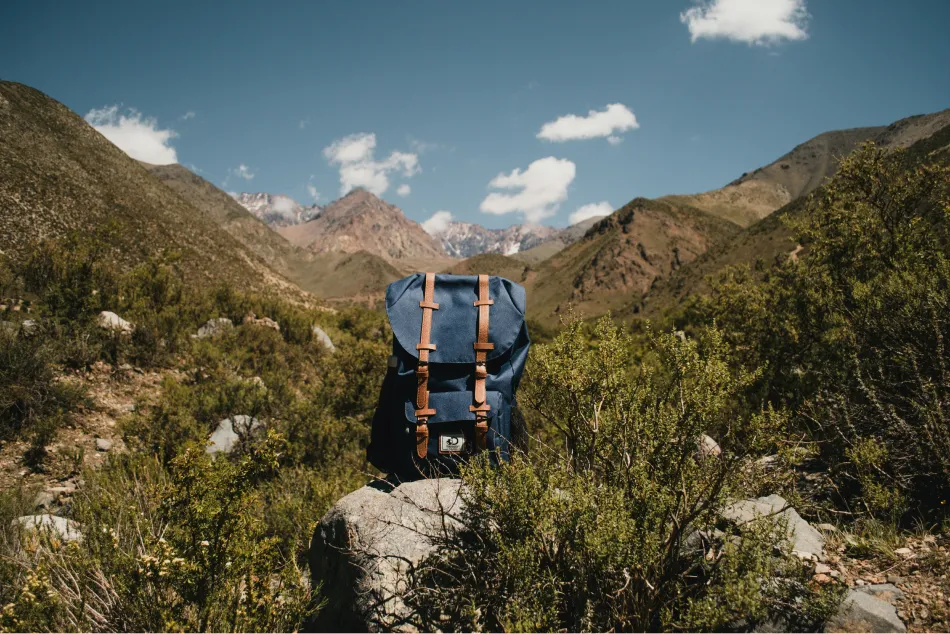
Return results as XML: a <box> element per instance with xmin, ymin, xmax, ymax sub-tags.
<box><xmin>475</xmin><ymin>363</ymin><xmax>487</xmax><ymax>379</ymax></box>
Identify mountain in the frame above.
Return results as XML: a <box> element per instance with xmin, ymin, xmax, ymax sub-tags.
<box><xmin>662</xmin><ymin>109</ymin><xmax>950</xmax><ymax>228</ymax></box>
<box><xmin>0</xmin><ymin>81</ymin><xmax>284</xmax><ymax>291</ymax></box>
<box><xmin>639</xmin><ymin>109</ymin><xmax>950</xmax><ymax>320</ymax></box>
<box><xmin>233</xmin><ymin>192</ymin><xmax>321</xmax><ymax>228</ymax></box>
<box><xmin>525</xmin><ymin>198</ymin><xmax>740</xmax><ymax>327</ymax></box>
<box><xmin>433</xmin><ymin>222</ymin><xmax>558</xmax><ymax>258</ymax></box>
<box><xmin>513</xmin><ymin>215</ymin><xmax>609</xmax><ymax>265</ymax></box>
<box><xmin>279</xmin><ymin>188</ymin><xmax>447</xmax><ymax>261</ymax></box>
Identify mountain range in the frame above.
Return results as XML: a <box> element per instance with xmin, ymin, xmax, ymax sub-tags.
<box><xmin>2</xmin><ymin>79</ymin><xmax>948</xmax><ymax>328</ymax></box>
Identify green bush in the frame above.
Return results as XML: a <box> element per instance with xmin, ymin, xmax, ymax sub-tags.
<box><xmin>2</xmin><ymin>433</ymin><xmax>317</xmax><ymax>632</ymax></box>
<box><xmin>688</xmin><ymin>143</ymin><xmax>950</xmax><ymax>521</ymax></box>
<box><xmin>408</xmin><ymin>317</ymin><xmax>839</xmax><ymax>632</ymax></box>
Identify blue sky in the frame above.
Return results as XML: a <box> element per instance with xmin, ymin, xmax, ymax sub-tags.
<box><xmin>2</xmin><ymin>0</ymin><xmax>949</xmax><ymax>229</ymax></box>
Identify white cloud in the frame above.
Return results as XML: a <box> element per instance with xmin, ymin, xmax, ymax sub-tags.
<box><xmin>480</xmin><ymin>157</ymin><xmax>576</xmax><ymax>223</ymax></box>
<box><xmin>323</xmin><ymin>133</ymin><xmax>420</xmax><ymax>196</ymax></box>
<box><xmin>181</xmin><ymin>111</ymin><xmax>196</xmax><ymax>120</ymax></box>
<box><xmin>421</xmin><ymin>210</ymin><xmax>454</xmax><ymax>236</ymax></box>
<box><xmin>299</xmin><ymin>118</ymin><xmax>310</xmax><ymax>129</ymax></box>
<box><xmin>680</xmin><ymin>0</ymin><xmax>809</xmax><ymax>45</ymax></box>
<box><xmin>271</xmin><ymin>195</ymin><xmax>297</xmax><ymax>216</ymax></box>
<box><xmin>306</xmin><ymin>184</ymin><xmax>320</xmax><ymax>201</ymax></box>
<box><xmin>607</xmin><ymin>135</ymin><xmax>624</xmax><ymax>146</ymax></box>
<box><xmin>537</xmin><ymin>103</ymin><xmax>639</xmax><ymax>143</ymax></box>
<box><xmin>396</xmin><ymin>184</ymin><xmax>411</xmax><ymax>197</ymax></box>
<box><xmin>233</xmin><ymin>164</ymin><xmax>255</xmax><ymax>180</ymax></box>
<box><xmin>569</xmin><ymin>201</ymin><xmax>613</xmax><ymax>226</ymax></box>
<box><xmin>85</xmin><ymin>105</ymin><xmax>179</xmax><ymax>164</ymax></box>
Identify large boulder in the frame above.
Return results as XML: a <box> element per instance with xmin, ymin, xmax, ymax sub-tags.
<box><xmin>243</xmin><ymin>312</ymin><xmax>280</xmax><ymax>332</ymax></box>
<box><xmin>206</xmin><ymin>415</ymin><xmax>262</xmax><ymax>456</ymax></box>
<box><xmin>193</xmin><ymin>317</ymin><xmax>233</xmax><ymax>339</ymax></box>
<box><xmin>15</xmin><ymin>514</ymin><xmax>82</xmax><ymax>543</ymax></box>
<box><xmin>309</xmin><ymin>478</ymin><xmax>465</xmax><ymax>632</ymax></box>
<box><xmin>722</xmin><ymin>494</ymin><xmax>825</xmax><ymax>559</ymax></box>
<box><xmin>97</xmin><ymin>311</ymin><xmax>134</xmax><ymax>334</ymax></box>
<box><xmin>825</xmin><ymin>588</ymin><xmax>906</xmax><ymax>633</ymax></box>
<box><xmin>312</xmin><ymin>325</ymin><xmax>336</xmax><ymax>353</ymax></box>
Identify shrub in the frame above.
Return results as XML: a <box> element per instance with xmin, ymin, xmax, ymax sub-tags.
<box><xmin>2</xmin><ymin>433</ymin><xmax>318</xmax><ymax>632</ymax></box>
<box><xmin>408</xmin><ymin>317</ymin><xmax>839</xmax><ymax>632</ymax></box>
<box><xmin>688</xmin><ymin>143</ymin><xmax>950</xmax><ymax>520</ymax></box>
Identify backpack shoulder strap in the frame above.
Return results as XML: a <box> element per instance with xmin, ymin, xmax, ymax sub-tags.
<box><xmin>470</xmin><ymin>274</ymin><xmax>495</xmax><ymax>450</ymax></box>
<box><xmin>414</xmin><ymin>272</ymin><xmax>439</xmax><ymax>459</ymax></box>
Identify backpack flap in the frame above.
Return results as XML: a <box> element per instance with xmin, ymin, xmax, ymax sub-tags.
<box><xmin>386</xmin><ymin>273</ymin><xmax>526</xmax><ymax>364</ymax></box>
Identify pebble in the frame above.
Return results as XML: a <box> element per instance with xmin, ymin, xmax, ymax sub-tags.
<box><xmin>816</xmin><ymin>523</ymin><xmax>838</xmax><ymax>533</ymax></box>
<box><xmin>815</xmin><ymin>563</ymin><xmax>833</xmax><ymax>574</ymax></box>
<box><xmin>95</xmin><ymin>438</ymin><xmax>112</xmax><ymax>452</ymax></box>
<box><xmin>895</xmin><ymin>547</ymin><xmax>913</xmax><ymax>557</ymax></box>
<box><xmin>830</xmin><ymin>570</ymin><xmax>840</xmax><ymax>578</ymax></box>
<box><xmin>856</xmin><ymin>579</ymin><xmax>867</xmax><ymax>586</ymax></box>
<box><xmin>814</xmin><ymin>573</ymin><xmax>832</xmax><ymax>584</ymax></box>
<box><xmin>887</xmin><ymin>575</ymin><xmax>902</xmax><ymax>585</ymax></box>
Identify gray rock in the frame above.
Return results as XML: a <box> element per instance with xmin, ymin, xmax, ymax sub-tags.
<box><xmin>695</xmin><ymin>434</ymin><xmax>722</xmax><ymax>460</ymax></box>
<box><xmin>857</xmin><ymin>583</ymin><xmax>905</xmax><ymax>603</ymax></box>
<box><xmin>95</xmin><ymin>438</ymin><xmax>113</xmax><ymax>452</ymax></box>
<box><xmin>817</xmin><ymin>523</ymin><xmax>838</xmax><ymax>533</ymax></box>
<box><xmin>825</xmin><ymin>588</ymin><xmax>906</xmax><ymax>633</ymax></box>
<box><xmin>309</xmin><ymin>478</ymin><xmax>465</xmax><ymax>632</ymax></box>
<box><xmin>20</xmin><ymin>319</ymin><xmax>40</xmax><ymax>336</ymax></box>
<box><xmin>97</xmin><ymin>311</ymin><xmax>134</xmax><ymax>334</ymax></box>
<box><xmin>194</xmin><ymin>317</ymin><xmax>233</xmax><ymax>339</ymax></box>
<box><xmin>33</xmin><ymin>490</ymin><xmax>57</xmax><ymax>510</ymax></box>
<box><xmin>0</xmin><ymin>321</ymin><xmax>16</xmax><ymax>336</ymax></box>
<box><xmin>15</xmin><ymin>514</ymin><xmax>82</xmax><ymax>542</ymax></box>
<box><xmin>312</xmin><ymin>325</ymin><xmax>336</xmax><ymax>353</ymax></box>
<box><xmin>206</xmin><ymin>415</ymin><xmax>262</xmax><ymax>456</ymax></box>
<box><xmin>722</xmin><ymin>494</ymin><xmax>825</xmax><ymax>559</ymax></box>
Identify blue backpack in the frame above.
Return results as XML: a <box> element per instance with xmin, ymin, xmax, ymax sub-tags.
<box><xmin>367</xmin><ymin>272</ymin><xmax>530</xmax><ymax>478</ymax></box>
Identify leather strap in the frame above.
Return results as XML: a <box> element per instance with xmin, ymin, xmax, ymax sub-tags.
<box><xmin>415</xmin><ymin>272</ymin><xmax>438</xmax><ymax>458</ymax></box>
<box><xmin>470</xmin><ymin>274</ymin><xmax>494</xmax><ymax>450</ymax></box>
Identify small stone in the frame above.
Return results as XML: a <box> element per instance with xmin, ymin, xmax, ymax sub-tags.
<box><xmin>97</xmin><ymin>311</ymin><xmax>134</xmax><ymax>334</ymax></box>
<box><xmin>830</xmin><ymin>571</ymin><xmax>840</xmax><ymax>578</ymax></box>
<box><xmin>695</xmin><ymin>434</ymin><xmax>722</xmax><ymax>460</ymax></box>
<box><xmin>312</xmin><ymin>325</ymin><xmax>336</xmax><ymax>353</ymax></box>
<box><xmin>815</xmin><ymin>573</ymin><xmax>832</xmax><ymax>584</ymax></box>
<box><xmin>15</xmin><ymin>515</ymin><xmax>82</xmax><ymax>542</ymax></box>
<box><xmin>922</xmin><ymin>535</ymin><xmax>937</xmax><ymax>544</ymax></box>
<box><xmin>815</xmin><ymin>563</ymin><xmax>833</xmax><ymax>574</ymax></box>
<box><xmin>895</xmin><ymin>547</ymin><xmax>913</xmax><ymax>557</ymax></box>
<box><xmin>95</xmin><ymin>438</ymin><xmax>112</xmax><ymax>452</ymax></box>
<box><xmin>817</xmin><ymin>523</ymin><xmax>838</xmax><ymax>533</ymax></box>
<box><xmin>856</xmin><ymin>579</ymin><xmax>867</xmax><ymax>586</ymax></box>
<box><xmin>887</xmin><ymin>575</ymin><xmax>902</xmax><ymax>585</ymax></box>
<box><xmin>33</xmin><ymin>490</ymin><xmax>57</xmax><ymax>510</ymax></box>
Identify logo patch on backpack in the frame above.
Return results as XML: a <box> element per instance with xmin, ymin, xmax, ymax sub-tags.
<box><xmin>439</xmin><ymin>433</ymin><xmax>468</xmax><ymax>454</ymax></box>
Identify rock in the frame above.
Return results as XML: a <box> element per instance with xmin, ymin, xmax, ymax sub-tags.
<box><xmin>756</xmin><ymin>455</ymin><xmax>782</xmax><ymax>471</ymax></box>
<box><xmin>825</xmin><ymin>588</ymin><xmax>906</xmax><ymax>633</ymax></box>
<box><xmin>15</xmin><ymin>514</ymin><xmax>82</xmax><ymax>542</ymax></box>
<box><xmin>309</xmin><ymin>478</ymin><xmax>465</xmax><ymax>632</ymax></box>
<box><xmin>894</xmin><ymin>547</ymin><xmax>913</xmax><ymax>557</ymax></box>
<box><xmin>722</xmin><ymin>494</ymin><xmax>825</xmax><ymax>559</ymax></box>
<box><xmin>817</xmin><ymin>523</ymin><xmax>838</xmax><ymax>533</ymax></box>
<box><xmin>97</xmin><ymin>311</ymin><xmax>133</xmax><ymax>334</ymax></box>
<box><xmin>47</xmin><ymin>484</ymin><xmax>77</xmax><ymax>497</ymax></box>
<box><xmin>19</xmin><ymin>319</ymin><xmax>40</xmax><ymax>336</ymax></box>
<box><xmin>206</xmin><ymin>415</ymin><xmax>262</xmax><ymax>456</ymax></box>
<box><xmin>694</xmin><ymin>434</ymin><xmax>721</xmax><ymax>460</ymax></box>
<box><xmin>95</xmin><ymin>438</ymin><xmax>113</xmax><ymax>452</ymax></box>
<box><xmin>243</xmin><ymin>312</ymin><xmax>279</xmax><ymax>332</ymax></box>
<box><xmin>857</xmin><ymin>583</ymin><xmax>905</xmax><ymax>603</ymax></box>
<box><xmin>312</xmin><ymin>325</ymin><xmax>336</xmax><ymax>353</ymax></box>
<box><xmin>194</xmin><ymin>317</ymin><xmax>233</xmax><ymax>339</ymax></box>
<box><xmin>33</xmin><ymin>490</ymin><xmax>57</xmax><ymax>510</ymax></box>
<box><xmin>815</xmin><ymin>563</ymin><xmax>833</xmax><ymax>574</ymax></box>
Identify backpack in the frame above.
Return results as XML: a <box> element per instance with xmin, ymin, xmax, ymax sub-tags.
<box><xmin>367</xmin><ymin>272</ymin><xmax>530</xmax><ymax>478</ymax></box>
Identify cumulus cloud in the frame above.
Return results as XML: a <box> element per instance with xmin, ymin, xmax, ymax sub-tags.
<box><xmin>306</xmin><ymin>184</ymin><xmax>320</xmax><ymax>201</ymax></box>
<box><xmin>537</xmin><ymin>103</ymin><xmax>639</xmax><ymax>143</ymax></box>
<box><xmin>271</xmin><ymin>195</ymin><xmax>298</xmax><ymax>216</ymax></box>
<box><xmin>396</xmin><ymin>184</ymin><xmax>411</xmax><ymax>197</ymax></box>
<box><xmin>480</xmin><ymin>157</ymin><xmax>576</xmax><ymax>223</ymax></box>
<box><xmin>323</xmin><ymin>133</ymin><xmax>420</xmax><ymax>196</ymax></box>
<box><xmin>569</xmin><ymin>201</ymin><xmax>613</xmax><ymax>226</ymax></box>
<box><xmin>422</xmin><ymin>210</ymin><xmax>454</xmax><ymax>236</ymax></box>
<box><xmin>85</xmin><ymin>105</ymin><xmax>179</xmax><ymax>164</ymax></box>
<box><xmin>680</xmin><ymin>0</ymin><xmax>810</xmax><ymax>45</ymax></box>
<box><xmin>233</xmin><ymin>164</ymin><xmax>255</xmax><ymax>180</ymax></box>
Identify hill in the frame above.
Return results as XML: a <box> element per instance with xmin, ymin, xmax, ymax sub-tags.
<box><xmin>662</xmin><ymin>108</ymin><xmax>950</xmax><ymax>228</ymax></box>
<box><xmin>0</xmin><ymin>81</ymin><xmax>284</xmax><ymax>291</ymax></box>
<box><xmin>525</xmin><ymin>198</ymin><xmax>740</xmax><ymax>327</ymax></box>
<box><xmin>279</xmin><ymin>188</ymin><xmax>446</xmax><ymax>261</ymax></box>
<box><xmin>513</xmin><ymin>214</ymin><xmax>608</xmax><ymax>265</ymax></box>
<box><xmin>639</xmin><ymin>114</ymin><xmax>950</xmax><ymax>321</ymax></box>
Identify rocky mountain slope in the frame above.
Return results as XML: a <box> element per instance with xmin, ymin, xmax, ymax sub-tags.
<box><xmin>433</xmin><ymin>221</ymin><xmax>558</xmax><ymax>258</ymax></box>
<box><xmin>233</xmin><ymin>192</ymin><xmax>321</xmax><ymax>228</ymax></box>
<box><xmin>662</xmin><ymin>108</ymin><xmax>950</xmax><ymax>228</ymax></box>
<box><xmin>0</xmin><ymin>81</ymin><xmax>284</xmax><ymax>291</ymax></box>
<box><xmin>639</xmin><ymin>113</ymin><xmax>950</xmax><ymax>320</ymax></box>
<box><xmin>513</xmin><ymin>214</ymin><xmax>609</xmax><ymax>265</ymax></box>
<box><xmin>279</xmin><ymin>189</ymin><xmax>446</xmax><ymax>261</ymax></box>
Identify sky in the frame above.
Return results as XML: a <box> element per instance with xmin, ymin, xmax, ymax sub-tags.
<box><xmin>2</xmin><ymin>0</ymin><xmax>949</xmax><ymax>230</ymax></box>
